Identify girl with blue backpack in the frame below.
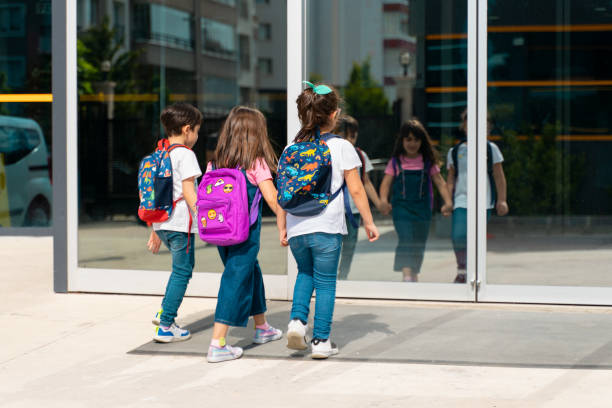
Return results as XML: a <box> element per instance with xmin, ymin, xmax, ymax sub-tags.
<box><xmin>276</xmin><ymin>82</ymin><xmax>380</xmax><ymax>359</ymax></box>
<box><xmin>203</xmin><ymin>106</ymin><xmax>282</xmax><ymax>363</ymax></box>
<box><xmin>379</xmin><ymin>120</ymin><xmax>453</xmax><ymax>282</ymax></box>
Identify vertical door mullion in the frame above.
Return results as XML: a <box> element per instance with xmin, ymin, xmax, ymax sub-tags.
<box><xmin>476</xmin><ymin>0</ymin><xmax>489</xmax><ymax>300</ymax></box>
<box><xmin>286</xmin><ymin>0</ymin><xmax>303</xmax><ymax>300</ymax></box>
<box><xmin>467</xmin><ymin>0</ymin><xmax>478</xmax><ymax>300</ymax></box>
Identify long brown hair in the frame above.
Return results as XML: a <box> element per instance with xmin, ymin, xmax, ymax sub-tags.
<box><xmin>214</xmin><ymin>106</ymin><xmax>278</xmax><ymax>172</ymax></box>
<box><xmin>391</xmin><ymin>119</ymin><xmax>440</xmax><ymax>166</ymax></box>
<box><xmin>295</xmin><ymin>84</ymin><xmax>340</xmax><ymax>142</ymax></box>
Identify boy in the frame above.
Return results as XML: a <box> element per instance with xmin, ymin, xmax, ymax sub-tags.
<box><xmin>446</xmin><ymin>110</ymin><xmax>509</xmax><ymax>283</ymax></box>
<box><xmin>147</xmin><ymin>103</ymin><xmax>202</xmax><ymax>342</ymax></box>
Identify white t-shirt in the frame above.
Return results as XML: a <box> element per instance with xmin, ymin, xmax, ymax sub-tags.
<box><xmin>286</xmin><ymin>137</ymin><xmax>362</xmax><ymax>239</ymax></box>
<box><xmin>349</xmin><ymin>148</ymin><xmax>374</xmax><ymax>214</ymax></box>
<box><xmin>153</xmin><ymin>147</ymin><xmax>202</xmax><ymax>233</ymax></box>
<box><xmin>446</xmin><ymin>142</ymin><xmax>503</xmax><ymax>209</ymax></box>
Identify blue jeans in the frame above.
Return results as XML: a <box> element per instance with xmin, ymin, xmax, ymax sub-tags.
<box><xmin>338</xmin><ymin>214</ymin><xmax>361</xmax><ymax>280</ymax></box>
<box><xmin>155</xmin><ymin>230</ymin><xmax>195</xmax><ymax>327</ymax></box>
<box><xmin>289</xmin><ymin>232</ymin><xmax>342</xmax><ymax>340</ymax></box>
<box><xmin>451</xmin><ymin>208</ymin><xmax>491</xmax><ymax>270</ymax></box>
<box><xmin>214</xmin><ymin>217</ymin><xmax>266</xmax><ymax>327</ymax></box>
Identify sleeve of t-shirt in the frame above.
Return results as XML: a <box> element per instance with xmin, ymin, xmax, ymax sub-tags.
<box><xmin>489</xmin><ymin>142</ymin><xmax>504</xmax><ymax>164</ymax></box>
<box><xmin>362</xmin><ymin>150</ymin><xmax>374</xmax><ymax>173</ymax></box>
<box><xmin>446</xmin><ymin>148</ymin><xmax>454</xmax><ymax>170</ymax></box>
<box><xmin>384</xmin><ymin>158</ymin><xmax>397</xmax><ymax>176</ymax></box>
<box><xmin>205</xmin><ymin>161</ymin><xmax>212</xmax><ymax>173</ymax></box>
<box><xmin>176</xmin><ymin>149</ymin><xmax>202</xmax><ymax>181</ymax></box>
<box><xmin>246</xmin><ymin>158</ymin><xmax>273</xmax><ymax>186</ymax></box>
<box><xmin>340</xmin><ymin>140</ymin><xmax>362</xmax><ymax>171</ymax></box>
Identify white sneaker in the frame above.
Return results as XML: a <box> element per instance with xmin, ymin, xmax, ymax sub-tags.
<box><xmin>153</xmin><ymin>323</ymin><xmax>191</xmax><ymax>343</ymax></box>
<box><xmin>206</xmin><ymin>344</ymin><xmax>244</xmax><ymax>363</ymax></box>
<box><xmin>286</xmin><ymin>318</ymin><xmax>308</xmax><ymax>350</ymax></box>
<box><xmin>310</xmin><ymin>338</ymin><xmax>339</xmax><ymax>359</ymax></box>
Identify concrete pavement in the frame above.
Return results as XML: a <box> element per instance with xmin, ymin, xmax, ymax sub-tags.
<box><xmin>3</xmin><ymin>236</ymin><xmax>612</xmax><ymax>407</ymax></box>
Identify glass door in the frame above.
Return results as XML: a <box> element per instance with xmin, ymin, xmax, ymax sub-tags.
<box><xmin>69</xmin><ymin>0</ymin><xmax>290</xmax><ymax>298</ymax></box>
<box><xmin>302</xmin><ymin>0</ymin><xmax>477</xmax><ymax>301</ymax></box>
<box><xmin>478</xmin><ymin>0</ymin><xmax>612</xmax><ymax>304</ymax></box>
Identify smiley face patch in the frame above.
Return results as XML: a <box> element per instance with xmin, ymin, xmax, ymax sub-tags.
<box><xmin>223</xmin><ymin>184</ymin><xmax>233</xmax><ymax>193</ymax></box>
<box><xmin>207</xmin><ymin>209</ymin><xmax>217</xmax><ymax>220</ymax></box>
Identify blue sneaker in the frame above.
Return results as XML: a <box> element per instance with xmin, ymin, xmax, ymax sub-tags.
<box><xmin>153</xmin><ymin>323</ymin><xmax>191</xmax><ymax>343</ymax></box>
<box><xmin>253</xmin><ymin>325</ymin><xmax>283</xmax><ymax>344</ymax></box>
<box><xmin>207</xmin><ymin>344</ymin><xmax>243</xmax><ymax>363</ymax></box>
<box><xmin>152</xmin><ymin>308</ymin><xmax>163</xmax><ymax>326</ymax></box>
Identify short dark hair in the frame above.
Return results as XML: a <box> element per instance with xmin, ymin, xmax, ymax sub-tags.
<box><xmin>160</xmin><ymin>103</ymin><xmax>203</xmax><ymax>137</ymax></box>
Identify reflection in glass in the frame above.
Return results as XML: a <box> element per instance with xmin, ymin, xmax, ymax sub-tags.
<box><xmin>306</xmin><ymin>0</ymin><xmax>468</xmax><ymax>283</ymax></box>
<box><xmin>77</xmin><ymin>0</ymin><xmax>287</xmax><ymax>274</ymax></box>
<box><xmin>486</xmin><ymin>0</ymin><xmax>612</xmax><ymax>287</ymax></box>
<box><xmin>0</xmin><ymin>0</ymin><xmax>52</xmax><ymax>229</ymax></box>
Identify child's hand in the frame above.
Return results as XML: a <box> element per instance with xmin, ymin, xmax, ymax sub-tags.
<box><xmin>364</xmin><ymin>222</ymin><xmax>380</xmax><ymax>242</ymax></box>
<box><xmin>441</xmin><ymin>203</ymin><xmax>453</xmax><ymax>217</ymax></box>
<box><xmin>496</xmin><ymin>201</ymin><xmax>509</xmax><ymax>216</ymax></box>
<box><xmin>279</xmin><ymin>228</ymin><xmax>289</xmax><ymax>247</ymax></box>
<box><xmin>379</xmin><ymin>201</ymin><xmax>392</xmax><ymax>216</ymax></box>
<box><xmin>147</xmin><ymin>230</ymin><xmax>162</xmax><ymax>254</ymax></box>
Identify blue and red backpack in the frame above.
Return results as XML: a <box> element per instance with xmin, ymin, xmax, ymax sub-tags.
<box><xmin>276</xmin><ymin>128</ymin><xmax>357</xmax><ymax>226</ymax></box>
<box><xmin>137</xmin><ymin>139</ymin><xmax>190</xmax><ymax>223</ymax></box>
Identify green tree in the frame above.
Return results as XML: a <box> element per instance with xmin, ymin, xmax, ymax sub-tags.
<box><xmin>77</xmin><ymin>17</ymin><xmax>141</xmax><ymax>95</ymax></box>
<box><xmin>344</xmin><ymin>58</ymin><xmax>389</xmax><ymax>116</ymax></box>
<box><xmin>502</xmin><ymin>122</ymin><xmax>585</xmax><ymax>215</ymax></box>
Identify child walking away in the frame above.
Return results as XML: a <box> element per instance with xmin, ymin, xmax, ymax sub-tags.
<box><xmin>277</xmin><ymin>82</ymin><xmax>380</xmax><ymax>359</ymax></box>
<box><xmin>334</xmin><ymin>115</ymin><xmax>389</xmax><ymax>280</ymax></box>
<box><xmin>379</xmin><ymin>120</ymin><xmax>453</xmax><ymax>282</ymax></box>
<box><xmin>144</xmin><ymin>103</ymin><xmax>202</xmax><ymax>342</ymax></box>
<box><xmin>203</xmin><ymin>106</ymin><xmax>282</xmax><ymax>363</ymax></box>
<box><xmin>446</xmin><ymin>110</ymin><xmax>508</xmax><ymax>283</ymax></box>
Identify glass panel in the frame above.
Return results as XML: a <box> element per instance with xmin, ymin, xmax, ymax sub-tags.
<box><xmin>306</xmin><ymin>0</ymin><xmax>469</xmax><ymax>284</ymax></box>
<box><xmin>486</xmin><ymin>0</ymin><xmax>612</xmax><ymax>286</ymax></box>
<box><xmin>0</xmin><ymin>1</ymin><xmax>52</xmax><ymax>229</ymax></box>
<box><xmin>77</xmin><ymin>0</ymin><xmax>287</xmax><ymax>275</ymax></box>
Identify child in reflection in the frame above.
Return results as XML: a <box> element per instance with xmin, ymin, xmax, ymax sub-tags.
<box><xmin>147</xmin><ymin>103</ymin><xmax>202</xmax><ymax>343</ymax></box>
<box><xmin>446</xmin><ymin>110</ymin><xmax>508</xmax><ymax>283</ymax></box>
<box><xmin>205</xmin><ymin>106</ymin><xmax>282</xmax><ymax>363</ymax></box>
<box><xmin>334</xmin><ymin>115</ymin><xmax>389</xmax><ymax>280</ymax></box>
<box><xmin>379</xmin><ymin>119</ymin><xmax>453</xmax><ymax>282</ymax></box>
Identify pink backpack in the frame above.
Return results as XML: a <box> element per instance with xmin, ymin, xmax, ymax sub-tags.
<box><xmin>196</xmin><ymin>167</ymin><xmax>261</xmax><ymax>246</ymax></box>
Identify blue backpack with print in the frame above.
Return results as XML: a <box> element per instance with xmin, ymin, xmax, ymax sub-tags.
<box><xmin>137</xmin><ymin>139</ymin><xmax>190</xmax><ymax>223</ymax></box>
<box><xmin>277</xmin><ymin>128</ymin><xmax>357</xmax><ymax>226</ymax></box>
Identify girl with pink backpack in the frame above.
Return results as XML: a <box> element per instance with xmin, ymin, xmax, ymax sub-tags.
<box><xmin>202</xmin><ymin>106</ymin><xmax>282</xmax><ymax>363</ymax></box>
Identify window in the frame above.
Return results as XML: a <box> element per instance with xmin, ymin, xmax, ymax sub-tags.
<box><xmin>239</xmin><ymin>35</ymin><xmax>251</xmax><ymax>70</ymax></box>
<box><xmin>202</xmin><ymin>76</ymin><xmax>238</xmax><ymax>110</ymax></box>
<box><xmin>256</xmin><ymin>0</ymin><xmax>270</xmax><ymax>4</ymax></box>
<box><xmin>212</xmin><ymin>0</ymin><xmax>236</xmax><ymax>6</ymax></box>
<box><xmin>201</xmin><ymin>18</ymin><xmax>236</xmax><ymax>59</ymax></box>
<box><xmin>258</xmin><ymin>58</ymin><xmax>272</xmax><ymax>75</ymax></box>
<box><xmin>0</xmin><ymin>4</ymin><xmax>25</xmax><ymax>37</ymax></box>
<box><xmin>258</xmin><ymin>23</ymin><xmax>271</xmax><ymax>40</ymax></box>
<box><xmin>133</xmin><ymin>4</ymin><xmax>193</xmax><ymax>50</ymax></box>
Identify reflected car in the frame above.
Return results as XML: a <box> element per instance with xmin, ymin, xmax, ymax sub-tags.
<box><xmin>0</xmin><ymin>115</ymin><xmax>52</xmax><ymax>227</ymax></box>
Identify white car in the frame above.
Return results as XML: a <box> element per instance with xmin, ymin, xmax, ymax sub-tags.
<box><xmin>0</xmin><ymin>115</ymin><xmax>52</xmax><ymax>227</ymax></box>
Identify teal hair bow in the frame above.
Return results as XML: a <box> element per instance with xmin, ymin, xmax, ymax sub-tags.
<box><xmin>303</xmin><ymin>81</ymin><xmax>333</xmax><ymax>95</ymax></box>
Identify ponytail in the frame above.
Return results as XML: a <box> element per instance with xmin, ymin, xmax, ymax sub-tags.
<box><xmin>295</xmin><ymin>85</ymin><xmax>340</xmax><ymax>142</ymax></box>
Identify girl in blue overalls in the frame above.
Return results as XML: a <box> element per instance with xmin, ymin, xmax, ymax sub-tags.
<box><xmin>379</xmin><ymin>120</ymin><xmax>453</xmax><ymax>282</ymax></box>
<box><xmin>205</xmin><ymin>106</ymin><xmax>282</xmax><ymax>363</ymax></box>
